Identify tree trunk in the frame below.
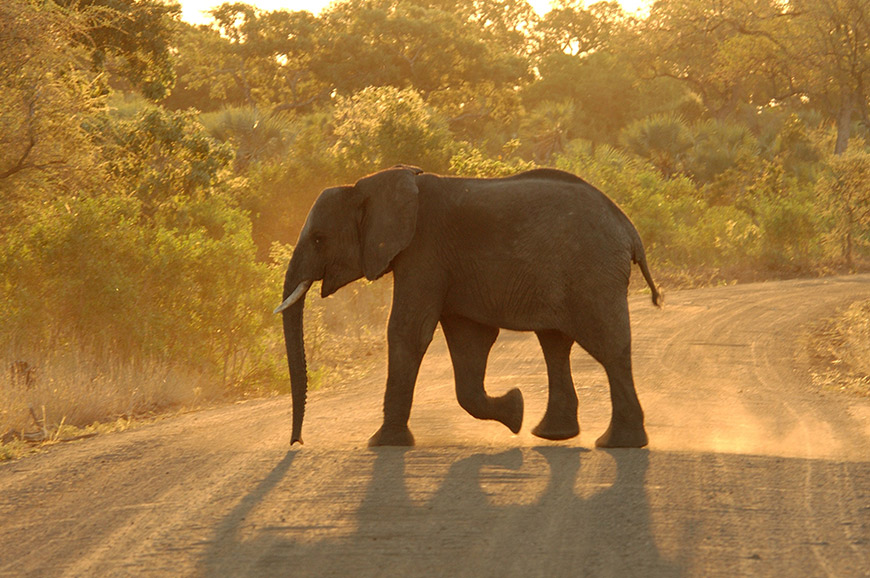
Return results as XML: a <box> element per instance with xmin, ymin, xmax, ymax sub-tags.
<box><xmin>844</xmin><ymin>203</ymin><xmax>854</xmax><ymax>269</ymax></box>
<box><xmin>834</xmin><ymin>93</ymin><xmax>855</xmax><ymax>155</ymax></box>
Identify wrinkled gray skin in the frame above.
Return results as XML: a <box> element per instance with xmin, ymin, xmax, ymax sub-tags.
<box><xmin>276</xmin><ymin>166</ymin><xmax>661</xmax><ymax>448</ymax></box>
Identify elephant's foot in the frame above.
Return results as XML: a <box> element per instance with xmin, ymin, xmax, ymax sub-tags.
<box><xmin>368</xmin><ymin>424</ymin><xmax>415</xmax><ymax>447</ymax></box>
<box><xmin>531</xmin><ymin>411</ymin><xmax>580</xmax><ymax>441</ymax></box>
<box><xmin>492</xmin><ymin>388</ymin><xmax>524</xmax><ymax>434</ymax></box>
<box><xmin>595</xmin><ymin>422</ymin><xmax>648</xmax><ymax>448</ymax></box>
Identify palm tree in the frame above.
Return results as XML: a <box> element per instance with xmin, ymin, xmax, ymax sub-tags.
<box><xmin>200</xmin><ymin>107</ymin><xmax>294</xmax><ymax>173</ymax></box>
<box><xmin>521</xmin><ymin>100</ymin><xmax>576</xmax><ymax>163</ymax></box>
<box><xmin>620</xmin><ymin>113</ymin><xmax>691</xmax><ymax>177</ymax></box>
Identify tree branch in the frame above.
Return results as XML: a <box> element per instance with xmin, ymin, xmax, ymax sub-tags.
<box><xmin>0</xmin><ymin>91</ymin><xmax>68</xmax><ymax>181</ymax></box>
<box><xmin>270</xmin><ymin>91</ymin><xmax>327</xmax><ymax>114</ymax></box>
<box><xmin>0</xmin><ymin>96</ymin><xmax>37</xmax><ymax>180</ymax></box>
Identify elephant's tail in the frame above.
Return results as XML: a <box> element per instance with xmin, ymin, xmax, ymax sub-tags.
<box><xmin>631</xmin><ymin>236</ymin><xmax>662</xmax><ymax>308</ymax></box>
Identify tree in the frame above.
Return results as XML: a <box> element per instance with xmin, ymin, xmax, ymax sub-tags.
<box><xmin>638</xmin><ymin>0</ymin><xmax>794</xmax><ymax>118</ymax></box>
<box><xmin>789</xmin><ymin>0</ymin><xmax>870</xmax><ymax>154</ymax></box>
<box><xmin>88</xmin><ymin>106</ymin><xmax>234</xmax><ymax>216</ymax></box>
<box><xmin>331</xmin><ymin>86</ymin><xmax>453</xmax><ymax>177</ymax></box>
<box><xmin>314</xmin><ymin>0</ymin><xmax>530</xmax><ymax>141</ymax></box>
<box><xmin>686</xmin><ymin>118</ymin><xmax>760</xmax><ymax>184</ymax></box>
<box><xmin>535</xmin><ymin>0</ymin><xmax>624</xmax><ymax>57</ymax></box>
<box><xmin>526</xmin><ymin>2</ymin><xmax>638</xmax><ymax>148</ymax></box>
<box><xmin>443</xmin><ymin>0</ymin><xmax>538</xmax><ymax>57</ymax></box>
<box><xmin>0</xmin><ymin>0</ymin><xmax>104</xmax><ymax>229</ymax></box>
<box><xmin>520</xmin><ymin>100</ymin><xmax>575</xmax><ymax>161</ymax></box>
<box><xmin>200</xmin><ymin>106</ymin><xmax>294</xmax><ymax>173</ymax></box>
<box><xmin>57</xmin><ymin>0</ymin><xmax>181</xmax><ymax>99</ymax></box>
<box><xmin>620</xmin><ymin>113</ymin><xmax>692</xmax><ymax>177</ymax></box>
<box><xmin>1</xmin><ymin>0</ymin><xmax>183</xmax><ymax>230</ymax></box>
<box><xmin>643</xmin><ymin>0</ymin><xmax>870</xmax><ymax>155</ymax></box>
<box><xmin>817</xmin><ymin>146</ymin><xmax>870</xmax><ymax>266</ymax></box>
<box><xmin>176</xmin><ymin>4</ymin><xmax>325</xmax><ymax>112</ymax></box>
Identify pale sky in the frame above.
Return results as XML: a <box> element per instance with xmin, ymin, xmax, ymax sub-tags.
<box><xmin>180</xmin><ymin>0</ymin><xmax>650</xmax><ymax>25</ymax></box>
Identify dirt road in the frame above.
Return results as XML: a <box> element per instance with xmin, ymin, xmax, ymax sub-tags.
<box><xmin>2</xmin><ymin>275</ymin><xmax>870</xmax><ymax>577</ymax></box>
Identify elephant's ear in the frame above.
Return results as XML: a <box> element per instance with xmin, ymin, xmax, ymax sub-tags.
<box><xmin>358</xmin><ymin>168</ymin><xmax>420</xmax><ymax>280</ymax></box>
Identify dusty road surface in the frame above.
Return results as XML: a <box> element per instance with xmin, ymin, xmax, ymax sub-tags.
<box><xmin>2</xmin><ymin>275</ymin><xmax>870</xmax><ymax>577</ymax></box>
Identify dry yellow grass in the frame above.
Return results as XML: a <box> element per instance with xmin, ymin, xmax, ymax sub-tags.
<box><xmin>304</xmin><ymin>279</ymin><xmax>391</xmax><ymax>387</ymax></box>
<box><xmin>808</xmin><ymin>298</ymin><xmax>870</xmax><ymax>395</ymax></box>
<box><xmin>1</xmin><ymin>349</ymin><xmax>223</xmax><ymax>456</ymax></box>
<box><xmin>0</xmin><ymin>278</ymin><xmax>393</xmax><ymax>460</ymax></box>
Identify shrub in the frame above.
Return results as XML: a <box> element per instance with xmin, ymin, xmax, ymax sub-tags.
<box><xmin>331</xmin><ymin>86</ymin><xmax>454</xmax><ymax>178</ymax></box>
<box><xmin>686</xmin><ymin>119</ymin><xmax>760</xmax><ymax>185</ymax></box>
<box><xmin>620</xmin><ymin>113</ymin><xmax>692</xmax><ymax>178</ymax></box>
<box><xmin>450</xmin><ymin>140</ymin><xmax>535</xmax><ymax>177</ymax></box>
<box><xmin>0</xmin><ymin>194</ymin><xmax>280</xmax><ymax>386</ymax></box>
<box><xmin>555</xmin><ymin>142</ymin><xmax>761</xmax><ymax>279</ymax></box>
<box><xmin>815</xmin><ymin>147</ymin><xmax>870</xmax><ymax>267</ymax></box>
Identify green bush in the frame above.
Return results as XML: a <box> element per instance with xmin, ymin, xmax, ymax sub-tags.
<box><xmin>685</xmin><ymin>119</ymin><xmax>760</xmax><ymax>185</ymax></box>
<box><xmin>1</xmin><ymin>104</ymin><xmax>287</xmax><ymax>407</ymax></box>
<box><xmin>0</xmin><ymin>194</ymin><xmax>281</xmax><ymax>389</ymax></box>
<box><xmin>449</xmin><ymin>140</ymin><xmax>535</xmax><ymax>177</ymax></box>
<box><xmin>755</xmin><ymin>190</ymin><xmax>820</xmax><ymax>270</ymax></box>
<box><xmin>815</xmin><ymin>146</ymin><xmax>870</xmax><ymax>267</ymax></box>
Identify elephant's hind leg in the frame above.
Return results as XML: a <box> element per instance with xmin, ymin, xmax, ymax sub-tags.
<box><xmin>532</xmin><ymin>330</ymin><xmax>580</xmax><ymax>441</ymax></box>
<box><xmin>595</xmin><ymin>347</ymin><xmax>648</xmax><ymax>448</ymax></box>
<box><xmin>442</xmin><ymin>316</ymin><xmax>524</xmax><ymax>434</ymax></box>
<box><xmin>573</xmin><ymin>302</ymin><xmax>647</xmax><ymax>449</ymax></box>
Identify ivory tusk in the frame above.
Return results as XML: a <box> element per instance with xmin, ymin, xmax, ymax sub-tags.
<box><xmin>273</xmin><ymin>280</ymin><xmax>313</xmax><ymax>314</ymax></box>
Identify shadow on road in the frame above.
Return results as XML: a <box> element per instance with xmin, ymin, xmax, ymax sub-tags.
<box><xmin>201</xmin><ymin>447</ymin><xmax>679</xmax><ymax>577</ymax></box>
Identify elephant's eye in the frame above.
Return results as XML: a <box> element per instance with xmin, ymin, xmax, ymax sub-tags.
<box><xmin>312</xmin><ymin>234</ymin><xmax>324</xmax><ymax>248</ymax></box>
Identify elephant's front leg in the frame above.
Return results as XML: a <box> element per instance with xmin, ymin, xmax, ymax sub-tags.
<box><xmin>441</xmin><ymin>316</ymin><xmax>524</xmax><ymax>434</ymax></box>
<box><xmin>368</xmin><ymin>307</ymin><xmax>439</xmax><ymax>447</ymax></box>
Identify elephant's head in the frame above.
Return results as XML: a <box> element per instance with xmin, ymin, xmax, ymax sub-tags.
<box><xmin>273</xmin><ymin>166</ymin><xmax>422</xmax><ymax>444</ymax></box>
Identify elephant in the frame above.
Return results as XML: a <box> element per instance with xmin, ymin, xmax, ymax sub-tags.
<box><xmin>274</xmin><ymin>165</ymin><xmax>661</xmax><ymax>448</ymax></box>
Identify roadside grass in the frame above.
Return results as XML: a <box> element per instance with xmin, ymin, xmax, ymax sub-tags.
<box><xmin>304</xmin><ymin>279</ymin><xmax>391</xmax><ymax>389</ymax></box>
<box><xmin>0</xmin><ymin>278</ymin><xmax>391</xmax><ymax>461</ymax></box>
<box><xmin>807</xmin><ymin>298</ymin><xmax>870</xmax><ymax>396</ymax></box>
<box><xmin>0</xmin><ymin>351</ymin><xmax>222</xmax><ymax>460</ymax></box>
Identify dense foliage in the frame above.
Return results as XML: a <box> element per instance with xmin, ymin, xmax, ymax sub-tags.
<box><xmin>2</xmin><ymin>0</ymin><xmax>870</xmax><ymax>437</ymax></box>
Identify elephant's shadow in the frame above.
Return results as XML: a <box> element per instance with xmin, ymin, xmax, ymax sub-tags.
<box><xmin>201</xmin><ymin>447</ymin><xmax>679</xmax><ymax>577</ymax></box>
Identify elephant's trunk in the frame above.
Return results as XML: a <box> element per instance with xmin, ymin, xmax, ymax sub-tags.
<box><xmin>280</xmin><ymin>280</ymin><xmax>312</xmax><ymax>445</ymax></box>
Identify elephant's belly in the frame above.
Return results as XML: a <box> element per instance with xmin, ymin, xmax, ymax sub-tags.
<box><xmin>442</xmin><ymin>280</ymin><xmax>569</xmax><ymax>332</ymax></box>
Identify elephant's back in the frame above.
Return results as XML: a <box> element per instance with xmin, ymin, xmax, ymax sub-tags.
<box><xmin>432</xmin><ymin>173</ymin><xmax>635</xmax><ymax>252</ymax></box>
<box><xmin>421</xmin><ymin>173</ymin><xmax>635</xmax><ymax>280</ymax></box>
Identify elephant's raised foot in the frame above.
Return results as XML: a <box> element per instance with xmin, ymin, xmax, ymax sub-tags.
<box><xmin>595</xmin><ymin>422</ymin><xmax>648</xmax><ymax>448</ymax></box>
<box><xmin>494</xmin><ymin>388</ymin><xmax>524</xmax><ymax>434</ymax></box>
<box><xmin>531</xmin><ymin>413</ymin><xmax>580</xmax><ymax>441</ymax></box>
<box><xmin>368</xmin><ymin>425</ymin><xmax>415</xmax><ymax>447</ymax></box>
